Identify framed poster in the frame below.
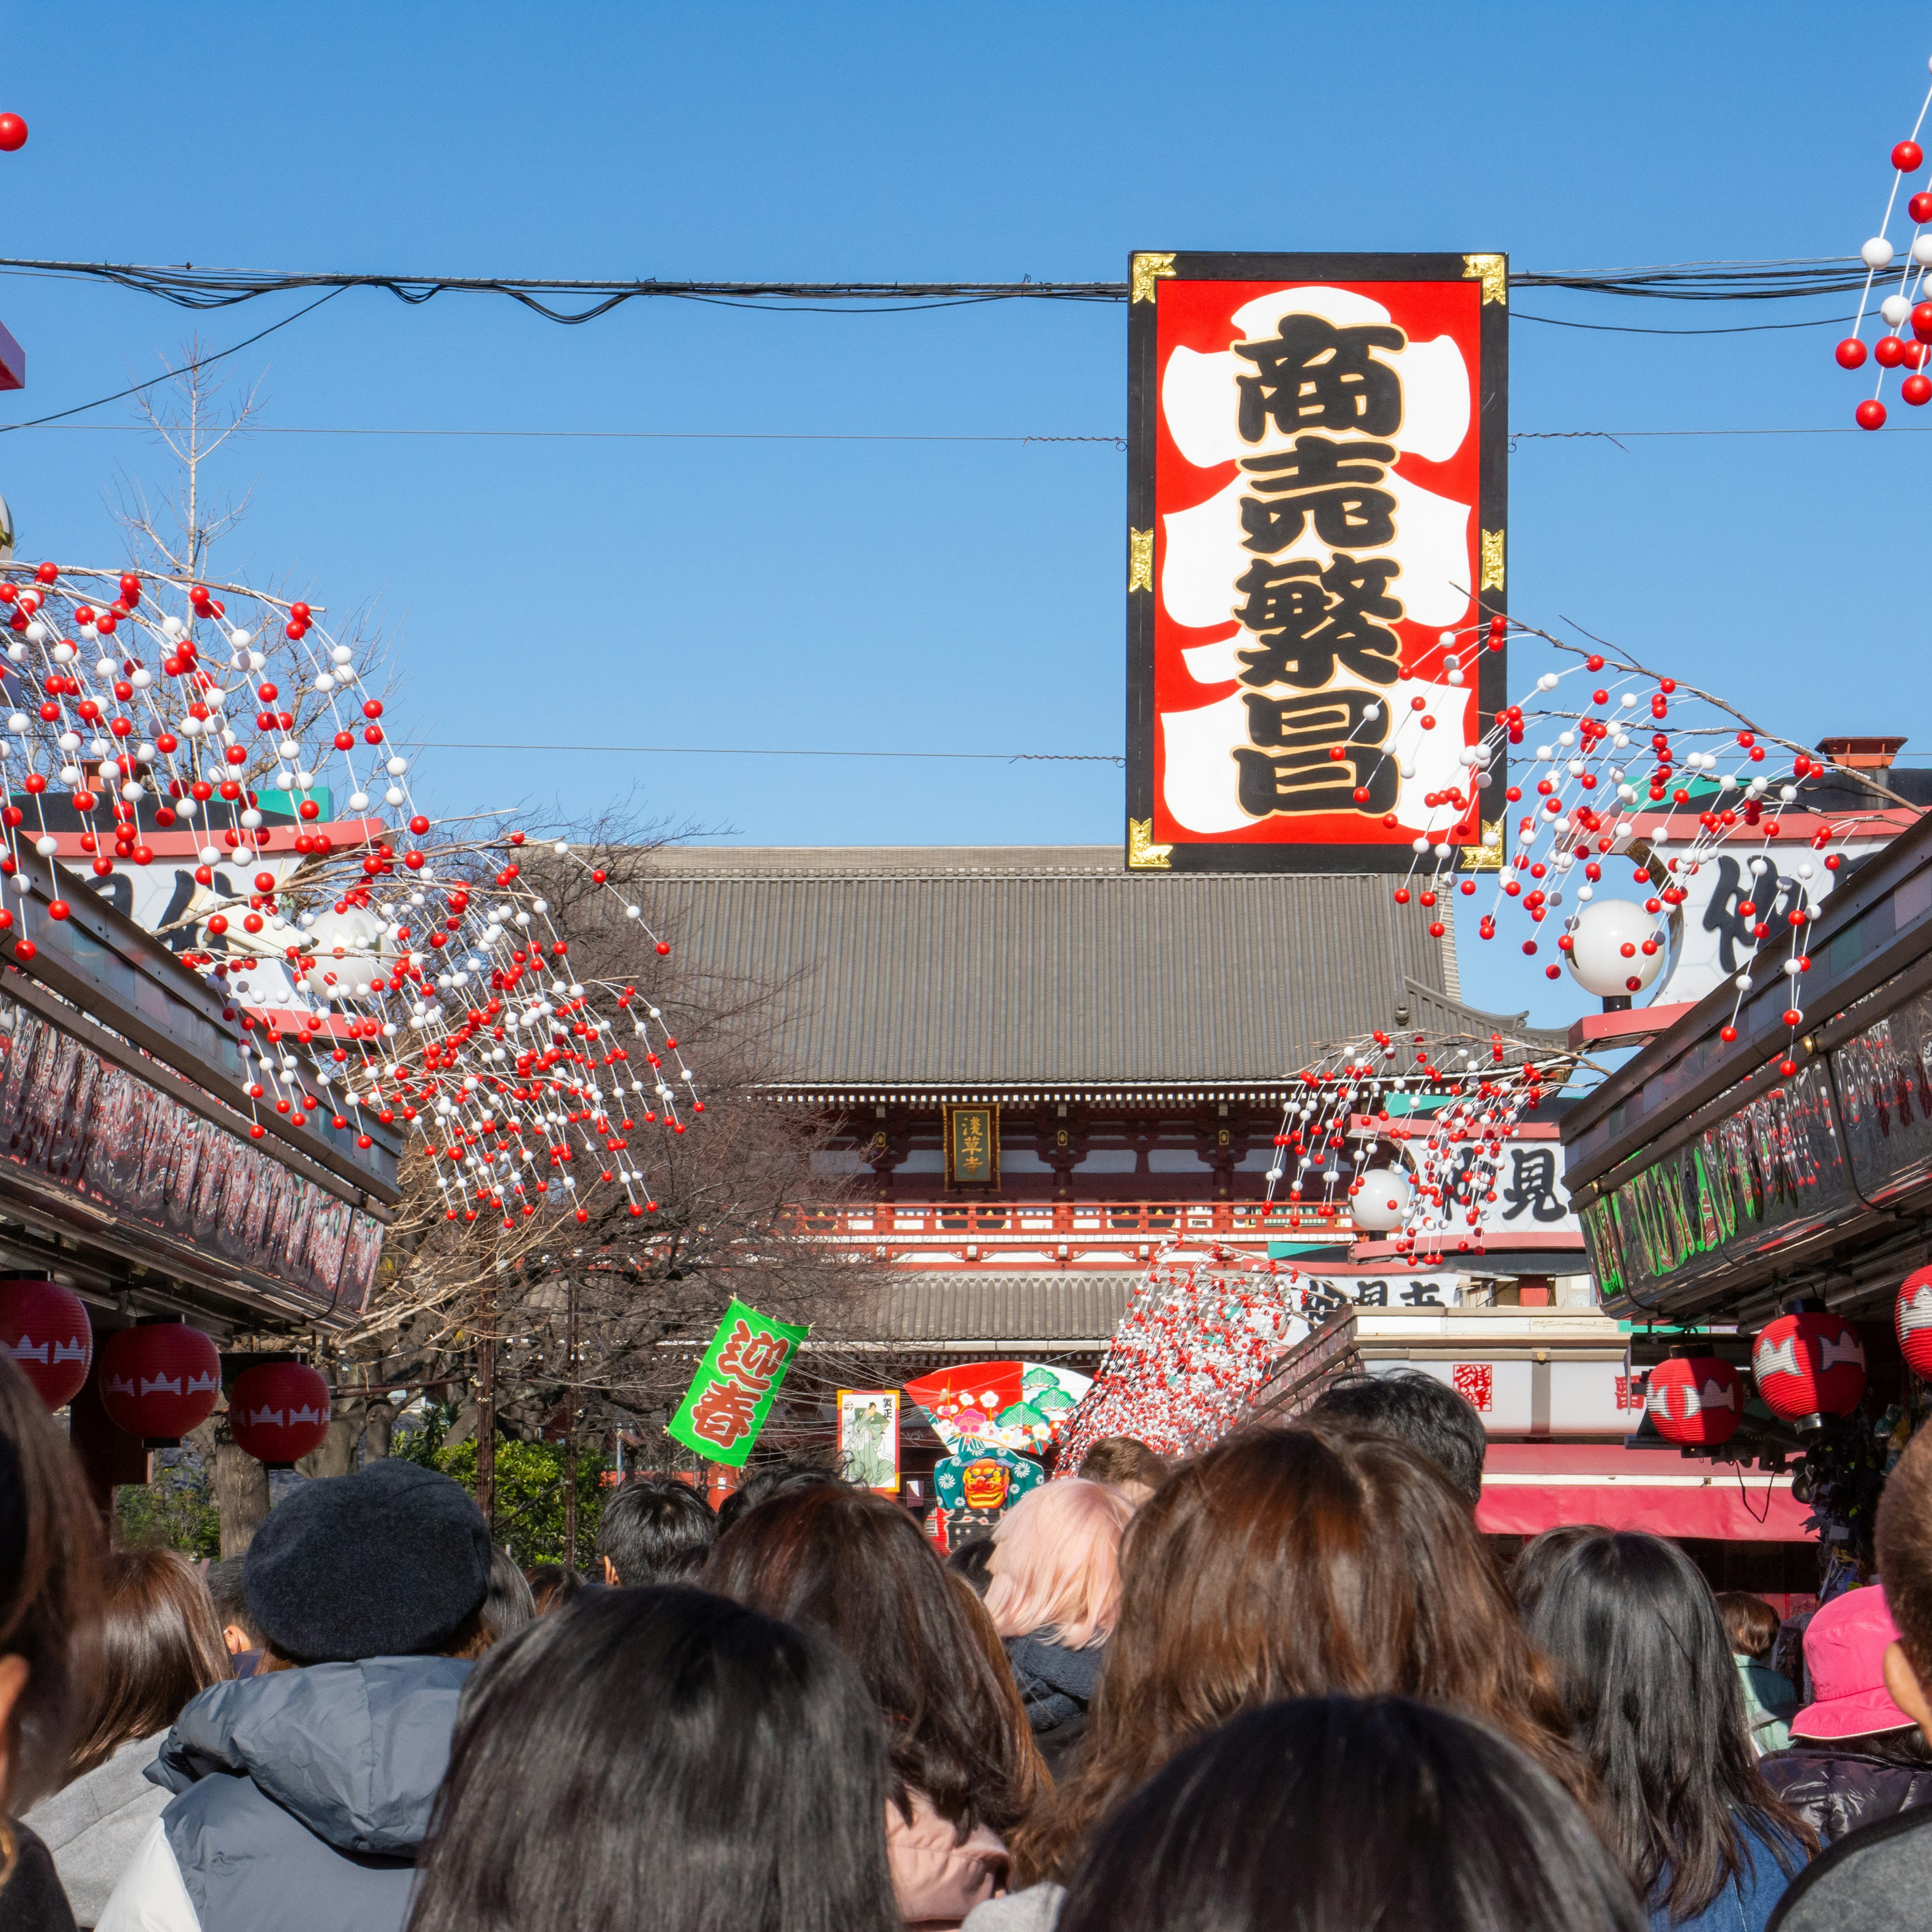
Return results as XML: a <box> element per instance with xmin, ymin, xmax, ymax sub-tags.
<box><xmin>944</xmin><ymin>1103</ymin><xmax>999</xmax><ymax>1190</ymax></box>
<box><xmin>837</xmin><ymin>1388</ymin><xmax>901</xmax><ymax>1491</ymax></box>
<box><xmin>1126</xmin><ymin>251</ymin><xmax>1508</xmax><ymax>873</ymax></box>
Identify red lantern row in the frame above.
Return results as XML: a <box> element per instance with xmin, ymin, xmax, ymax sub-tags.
<box><xmin>1645</xmin><ymin>1310</ymin><xmax>1870</xmax><ymax>1446</ymax></box>
<box><xmin>100</xmin><ymin>1325</ymin><xmax>222</xmax><ymax>1442</ymax></box>
<box><xmin>227</xmin><ymin>1361</ymin><xmax>332</xmax><ymax>1465</ymax></box>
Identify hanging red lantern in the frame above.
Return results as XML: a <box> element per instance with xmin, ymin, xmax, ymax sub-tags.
<box><xmin>1752</xmin><ymin>1312</ymin><xmax>1866</xmax><ymax>1427</ymax></box>
<box><xmin>98</xmin><ymin>1325</ymin><xmax>222</xmax><ymax>1443</ymax></box>
<box><xmin>228</xmin><ymin>1361</ymin><xmax>332</xmax><ymax>1466</ymax></box>
<box><xmin>1897</xmin><ymin>1267</ymin><xmax>1932</xmax><ymax>1380</ymax></box>
<box><xmin>0</xmin><ymin>1279</ymin><xmax>92</xmax><ymax>1409</ymax></box>
<box><xmin>1644</xmin><ymin>1355</ymin><xmax>1743</xmax><ymax>1447</ymax></box>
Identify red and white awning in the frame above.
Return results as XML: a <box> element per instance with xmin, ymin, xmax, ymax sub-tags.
<box><xmin>1477</xmin><ymin>1442</ymin><xmax>1813</xmax><ymax>1542</ymax></box>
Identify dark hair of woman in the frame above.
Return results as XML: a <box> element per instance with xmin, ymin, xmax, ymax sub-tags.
<box><xmin>1059</xmin><ymin>1696</ymin><xmax>1647</xmax><ymax>1932</ymax></box>
<box><xmin>1524</xmin><ymin>1530</ymin><xmax>1817</xmax><ymax>1920</ymax></box>
<box><xmin>523</xmin><ymin>1563</ymin><xmax>585</xmax><ymax>1616</ymax></box>
<box><xmin>1715</xmin><ymin>1590</ymin><xmax>1781</xmax><ymax>1660</ymax></box>
<box><xmin>480</xmin><ymin>1545</ymin><xmax>534</xmax><ymax>1641</ymax></box>
<box><xmin>1510</xmin><ymin>1523</ymin><xmax>1609</xmax><ymax>1621</ymax></box>
<box><xmin>65</xmin><ymin>1547</ymin><xmax>230</xmax><ymax>1777</ymax></box>
<box><xmin>405</xmin><ymin>1585</ymin><xmax>899</xmax><ymax>1932</ymax></box>
<box><xmin>703</xmin><ymin>1480</ymin><xmax>1046</xmax><ymax>1837</ymax></box>
<box><xmin>1011</xmin><ymin>1425</ymin><xmax>1591</xmax><ymax>1884</ymax></box>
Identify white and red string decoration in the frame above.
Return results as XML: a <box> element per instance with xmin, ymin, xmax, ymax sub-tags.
<box><xmin>1835</xmin><ymin>55</ymin><xmax>1932</xmax><ymax>429</ymax></box>
<box><xmin>0</xmin><ymin>561</ymin><xmax>697</xmax><ymax>1232</ymax></box>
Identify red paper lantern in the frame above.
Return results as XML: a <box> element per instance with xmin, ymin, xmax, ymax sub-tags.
<box><xmin>99</xmin><ymin>1325</ymin><xmax>222</xmax><ymax>1443</ymax></box>
<box><xmin>0</xmin><ymin>1279</ymin><xmax>92</xmax><ymax>1409</ymax></box>
<box><xmin>1897</xmin><ymin>1267</ymin><xmax>1932</xmax><ymax>1381</ymax></box>
<box><xmin>228</xmin><ymin>1361</ymin><xmax>332</xmax><ymax>1466</ymax></box>
<box><xmin>1752</xmin><ymin>1312</ymin><xmax>1866</xmax><ymax>1426</ymax></box>
<box><xmin>1644</xmin><ymin>1355</ymin><xmax>1743</xmax><ymax>1447</ymax></box>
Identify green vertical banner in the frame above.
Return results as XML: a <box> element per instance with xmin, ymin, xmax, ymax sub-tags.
<box><xmin>666</xmin><ymin>1299</ymin><xmax>810</xmax><ymax>1468</ymax></box>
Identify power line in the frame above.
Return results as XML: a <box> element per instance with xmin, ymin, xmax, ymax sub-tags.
<box><xmin>2</xmin><ymin>422</ymin><xmax>1124</xmax><ymax>446</ymax></box>
<box><xmin>423</xmin><ymin>741</ymin><xmax>1126</xmax><ymax>765</ymax></box>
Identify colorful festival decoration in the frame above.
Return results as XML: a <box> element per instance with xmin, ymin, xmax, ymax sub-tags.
<box><xmin>226</xmin><ymin>1358</ymin><xmax>332</xmax><ymax>1465</ymax></box>
<box><xmin>0</xmin><ymin>1277</ymin><xmax>91</xmax><ymax>1409</ymax></box>
<box><xmin>903</xmin><ymin>1360</ymin><xmax>1093</xmax><ymax>1458</ymax></box>
<box><xmin>666</xmin><ymin>1299</ymin><xmax>808</xmax><ymax>1468</ymax></box>
<box><xmin>1834</xmin><ymin>58</ymin><xmax>1932</xmax><ymax>429</ymax></box>
<box><xmin>1643</xmin><ymin>1355</ymin><xmax>1743</xmax><ymax>1448</ymax></box>
<box><xmin>933</xmin><ymin>1442</ymin><xmax>1043</xmax><ymax>1537</ymax></box>
<box><xmin>1751</xmin><ymin>1312</ymin><xmax>1867</xmax><ymax>1428</ymax></box>
<box><xmin>0</xmin><ymin>561</ymin><xmax>700</xmax><ymax>1233</ymax></box>
<box><xmin>1897</xmin><ymin>1266</ymin><xmax>1932</xmax><ymax>1380</ymax></box>
<box><xmin>837</xmin><ymin>1388</ymin><xmax>900</xmax><ymax>1492</ymax></box>
<box><xmin>97</xmin><ymin>1322</ymin><xmax>222</xmax><ymax>1442</ymax></box>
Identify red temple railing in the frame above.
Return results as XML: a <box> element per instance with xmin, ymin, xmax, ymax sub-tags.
<box><xmin>787</xmin><ymin>1200</ymin><xmax>1352</xmax><ymax>1239</ymax></box>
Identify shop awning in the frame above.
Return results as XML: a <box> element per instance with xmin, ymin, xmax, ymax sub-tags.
<box><xmin>1476</xmin><ymin>1443</ymin><xmax>1815</xmax><ymax>1542</ymax></box>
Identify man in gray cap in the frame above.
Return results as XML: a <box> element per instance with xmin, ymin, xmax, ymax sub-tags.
<box><xmin>97</xmin><ymin>1460</ymin><xmax>496</xmax><ymax>1932</ymax></box>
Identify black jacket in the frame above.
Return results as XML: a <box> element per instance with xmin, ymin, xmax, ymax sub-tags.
<box><xmin>1768</xmin><ymin>1801</ymin><xmax>1932</xmax><ymax>1930</ymax></box>
<box><xmin>1758</xmin><ymin>1729</ymin><xmax>1932</xmax><ymax>1843</ymax></box>
<box><xmin>1004</xmin><ymin>1633</ymin><xmax>1104</xmax><ymax>1779</ymax></box>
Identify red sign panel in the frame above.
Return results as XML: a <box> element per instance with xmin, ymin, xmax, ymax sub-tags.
<box><xmin>1126</xmin><ymin>252</ymin><xmax>1508</xmax><ymax>872</ymax></box>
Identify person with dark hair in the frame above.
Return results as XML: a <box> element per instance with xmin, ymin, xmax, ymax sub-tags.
<box><xmin>1719</xmin><ymin>1593</ymin><xmax>1799</xmax><ymax>1757</ymax></box>
<box><xmin>1756</xmin><ymin>1586</ymin><xmax>1932</xmax><ymax>1837</ymax></box>
<box><xmin>1073</xmin><ymin>1438</ymin><xmax>1167</xmax><ymax>1507</ymax></box>
<box><xmin>1523</xmin><ymin>1531</ymin><xmax>1814</xmax><ymax>1929</ymax></box>
<box><xmin>713</xmin><ymin>1459</ymin><xmax>839</xmax><ymax>1536</ymax></box>
<box><xmin>946</xmin><ymin>1537</ymin><xmax>996</xmax><ymax>1599</ymax></box>
<box><xmin>405</xmin><ymin>1585</ymin><xmax>899</xmax><ymax>1932</ymax></box>
<box><xmin>0</xmin><ymin>1352</ymin><xmax>104</xmax><ymax>1932</ymax></box>
<box><xmin>523</xmin><ymin>1563</ymin><xmax>586</xmax><ymax>1616</ymax></box>
<box><xmin>595</xmin><ymin>1475</ymin><xmax>715</xmax><ymax>1586</ymax></box>
<box><xmin>24</xmin><ymin>1551</ymin><xmax>230</xmax><ymax>1927</ymax></box>
<box><xmin>981</xmin><ymin>1425</ymin><xmax>1587</xmax><ymax>1928</ymax></box>
<box><xmin>1770</xmin><ymin>1425</ymin><xmax>1932</xmax><ymax>1927</ymax></box>
<box><xmin>96</xmin><ymin>1458</ymin><xmax>493</xmax><ymax>1932</ymax></box>
<box><xmin>1056</xmin><ymin>1696</ymin><xmax>1646</xmax><ymax>1932</ymax></box>
<box><xmin>1306</xmin><ymin>1367</ymin><xmax>1488</xmax><ymax>1507</ymax></box>
<box><xmin>705</xmin><ymin>1481</ymin><xmax>1045</xmax><ymax>1928</ymax></box>
<box><xmin>1512</xmin><ymin>1524</ymin><xmax>1609</xmax><ymax>1621</ymax></box>
<box><xmin>479</xmin><ymin>1546</ymin><xmax>534</xmax><ymax>1642</ymax></box>
<box><xmin>200</xmin><ymin>1562</ymin><xmax>260</xmax><ymax>1680</ymax></box>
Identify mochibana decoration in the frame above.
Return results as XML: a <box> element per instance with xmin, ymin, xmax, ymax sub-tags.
<box><xmin>1751</xmin><ymin>1312</ymin><xmax>1867</xmax><ymax>1429</ymax></box>
<box><xmin>1643</xmin><ymin>1355</ymin><xmax>1743</xmax><ymax>1448</ymax></box>
<box><xmin>98</xmin><ymin>1323</ymin><xmax>222</xmax><ymax>1442</ymax></box>
<box><xmin>226</xmin><ymin>1359</ymin><xmax>332</xmax><ymax>1465</ymax></box>
<box><xmin>0</xmin><ymin>1277</ymin><xmax>92</xmax><ymax>1408</ymax></box>
<box><xmin>0</xmin><ymin>561</ymin><xmax>701</xmax><ymax>1232</ymax></box>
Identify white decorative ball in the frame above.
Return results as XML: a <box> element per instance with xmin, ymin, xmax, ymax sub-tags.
<box><xmin>1565</xmin><ymin>898</ymin><xmax>1666</xmax><ymax>998</ymax></box>
<box><xmin>1864</xmin><ymin>237</ymin><xmax>1897</xmax><ymax>270</ymax></box>
<box><xmin>1351</xmin><ymin>1168</ymin><xmax>1413</xmax><ymax>1232</ymax></box>
<box><xmin>1883</xmin><ymin>293</ymin><xmax>1913</xmax><ymax>326</ymax></box>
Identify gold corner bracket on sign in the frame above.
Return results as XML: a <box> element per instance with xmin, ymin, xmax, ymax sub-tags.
<box><xmin>1480</xmin><ymin>528</ymin><xmax>1505</xmax><ymax>592</ymax></box>
<box><xmin>1128</xmin><ymin>528</ymin><xmax>1154</xmax><ymax>593</ymax></box>
<box><xmin>1127</xmin><ymin>819</ymin><xmax>1173</xmax><ymax>869</ymax></box>
<box><xmin>1460</xmin><ymin>819</ymin><xmax>1504</xmax><ymax>874</ymax></box>
<box><xmin>1131</xmin><ymin>253</ymin><xmax>1176</xmax><ymax>303</ymax></box>
<box><xmin>1462</xmin><ymin>254</ymin><xmax>1507</xmax><ymax>305</ymax></box>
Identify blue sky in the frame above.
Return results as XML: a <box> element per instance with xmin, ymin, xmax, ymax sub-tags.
<box><xmin>0</xmin><ymin>2</ymin><xmax>1924</xmax><ymax>1025</ymax></box>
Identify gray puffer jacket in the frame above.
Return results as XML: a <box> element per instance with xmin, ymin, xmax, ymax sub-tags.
<box><xmin>95</xmin><ymin>1656</ymin><xmax>470</xmax><ymax>1932</ymax></box>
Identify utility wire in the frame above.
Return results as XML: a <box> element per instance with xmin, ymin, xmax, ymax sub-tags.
<box><xmin>423</xmin><ymin>741</ymin><xmax>1126</xmax><ymax>765</ymax></box>
<box><xmin>1</xmin><ymin>423</ymin><xmax>1124</xmax><ymax>446</ymax></box>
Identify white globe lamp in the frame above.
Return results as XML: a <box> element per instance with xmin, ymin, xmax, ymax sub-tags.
<box><xmin>1565</xmin><ymin>898</ymin><xmax>1666</xmax><ymax>1002</ymax></box>
<box><xmin>1350</xmin><ymin>1168</ymin><xmax>1413</xmax><ymax>1232</ymax></box>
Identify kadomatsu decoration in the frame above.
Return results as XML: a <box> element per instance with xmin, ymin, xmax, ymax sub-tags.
<box><xmin>666</xmin><ymin>1299</ymin><xmax>808</xmax><ymax>1468</ymax></box>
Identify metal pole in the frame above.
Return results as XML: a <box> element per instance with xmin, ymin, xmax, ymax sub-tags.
<box><xmin>563</xmin><ymin>1277</ymin><xmax>579</xmax><ymax>1571</ymax></box>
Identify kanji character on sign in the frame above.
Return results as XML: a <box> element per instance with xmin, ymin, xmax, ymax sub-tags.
<box><xmin>1239</xmin><ymin>436</ymin><xmax>1398</xmax><ymax>552</ymax></box>
<box><xmin>1451</xmin><ymin>1362</ymin><xmax>1494</xmax><ymax>1412</ymax></box>
<box><xmin>1234</xmin><ymin>315</ymin><xmax>1405</xmax><ymax>441</ymax></box>
<box><xmin>690</xmin><ymin>1378</ymin><xmax>763</xmax><ymax>1450</ymax></box>
<box><xmin>717</xmin><ymin>1319</ymin><xmax>793</xmax><ymax>1392</ymax></box>
<box><xmin>1234</xmin><ymin>554</ymin><xmax>1403</xmax><ymax>690</ymax></box>
<box><xmin>1501</xmin><ymin>1148</ymin><xmax>1569</xmax><ymax>1225</ymax></box>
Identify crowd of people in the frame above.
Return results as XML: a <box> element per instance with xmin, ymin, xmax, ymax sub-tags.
<box><xmin>4</xmin><ymin>1359</ymin><xmax>1932</xmax><ymax>1929</ymax></box>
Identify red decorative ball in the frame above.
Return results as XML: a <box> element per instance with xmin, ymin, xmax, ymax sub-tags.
<box><xmin>1914</xmin><ymin>304</ymin><xmax>1932</xmax><ymax>344</ymax></box>
<box><xmin>1905</xmin><ymin>373</ymin><xmax>1932</xmax><ymax>408</ymax></box>
<box><xmin>1752</xmin><ymin>1311</ymin><xmax>1865</xmax><ymax>1426</ymax></box>
<box><xmin>1835</xmin><ymin>337</ymin><xmax>1869</xmax><ymax>369</ymax></box>
<box><xmin>1857</xmin><ymin>399</ymin><xmax>1888</xmax><ymax>430</ymax></box>
<box><xmin>1898</xmin><ymin>1267</ymin><xmax>1932</xmax><ymax>1380</ymax></box>
<box><xmin>227</xmin><ymin>1360</ymin><xmax>332</xmax><ymax>1465</ymax></box>
<box><xmin>0</xmin><ymin>115</ymin><xmax>26</xmax><ymax>153</ymax></box>
<box><xmin>0</xmin><ymin>1279</ymin><xmax>92</xmax><ymax>1408</ymax></box>
<box><xmin>98</xmin><ymin>1324</ymin><xmax>221</xmax><ymax>1441</ymax></box>
<box><xmin>1895</xmin><ymin>140</ymin><xmax>1925</xmax><ymax>172</ymax></box>
<box><xmin>1645</xmin><ymin>1355</ymin><xmax>1743</xmax><ymax>1446</ymax></box>
<box><xmin>1876</xmin><ymin>335</ymin><xmax>1908</xmax><ymax>368</ymax></box>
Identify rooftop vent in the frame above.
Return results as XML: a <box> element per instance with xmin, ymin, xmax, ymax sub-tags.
<box><xmin>1815</xmin><ymin>736</ymin><xmax>1907</xmax><ymax>771</ymax></box>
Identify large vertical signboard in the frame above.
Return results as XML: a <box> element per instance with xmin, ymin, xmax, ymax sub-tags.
<box><xmin>1126</xmin><ymin>252</ymin><xmax>1508</xmax><ymax>873</ymax></box>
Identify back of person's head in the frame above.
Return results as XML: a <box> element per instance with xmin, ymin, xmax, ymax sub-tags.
<box><xmin>525</xmin><ymin>1563</ymin><xmax>586</xmax><ymax>1617</ymax></box>
<box><xmin>1717</xmin><ymin>1591</ymin><xmax>1781</xmax><ymax>1662</ymax></box>
<box><xmin>713</xmin><ymin>1460</ymin><xmax>839</xmax><ymax>1536</ymax></box>
<box><xmin>243</xmin><ymin>1457</ymin><xmax>492</xmax><ymax>1666</ymax></box>
<box><xmin>1524</xmin><ymin>1531</ymin><xmax>1815</xmax><ymax>1919</ymax></box>
<box><xmin>406</xmin><ymin>1586</ymin><xmax>899</xmax><ymax>1932</ymax></box>
<box><xmin>1012</xmin><ymin>1424</ymin><xmax>1582</xmax><ymax>1884</ymax></box>
<box><xmin>1059</xmin><ymin>1696</ymin><xmax>1646</xmax><ymax>1932</ymax></box>
<box><xmin>596</xmin><ymin>1476</ymin><xmax>716</xmax><ymax>1586</ymax></box>
<box><xmin>1876</xmin><ymin>1421</ymin><xmax>1932</xmax><ymax>1743</ymax></box>
<box><xmin>984</xmin><ymin>1479</ymin><xmax>1134</xmax><ymax>1649</ymax></box>
<box><xmin>481</xmin><ymin>1546</ymin><xmax>535</xmax><ymax>1641</ymax></box>
<box><xmin>0</xmin><ymin>1353</ymin><xmax>101</xmax><ymax>1826</ymax></box>
<box><xmin>1512</xmin><ymin>1525</ymin><xmax>1608</xmax><ymax>1621</ymax></box>
<box><xmin>203</xmin><ymin>1556</ymin><xmax>259</xmax><ymax>1653</ymax></box>
<box><xmin>704</xmin><ymin>1480</ymin><xmax>1044</xmax><ymax>1836</ymax></box>
<box><xmin>1306</xmin><ymin>1369</ymin><xmax>1487</xmax><ymax>1507</ymax></box>
<box><xmin>1076</xmin><ymin>1437</ymin><xmax>1169</xmax><ymax>1501</ymax></box>
<box><xmin>945</xmin><ymin>1535</ymin><xmax>996</xmax><ymax>1598</ymax></box>
<box><xmin>66</xmin><ymin>1548</ymin><xmax>229</xmax><ymax>1777</ymax></box>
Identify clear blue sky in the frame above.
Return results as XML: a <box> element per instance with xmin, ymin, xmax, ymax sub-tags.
<box><xmin>0</xmin><ymin>2</ymin><xmax>1923</xmax><ymax>1026</ymax></box>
